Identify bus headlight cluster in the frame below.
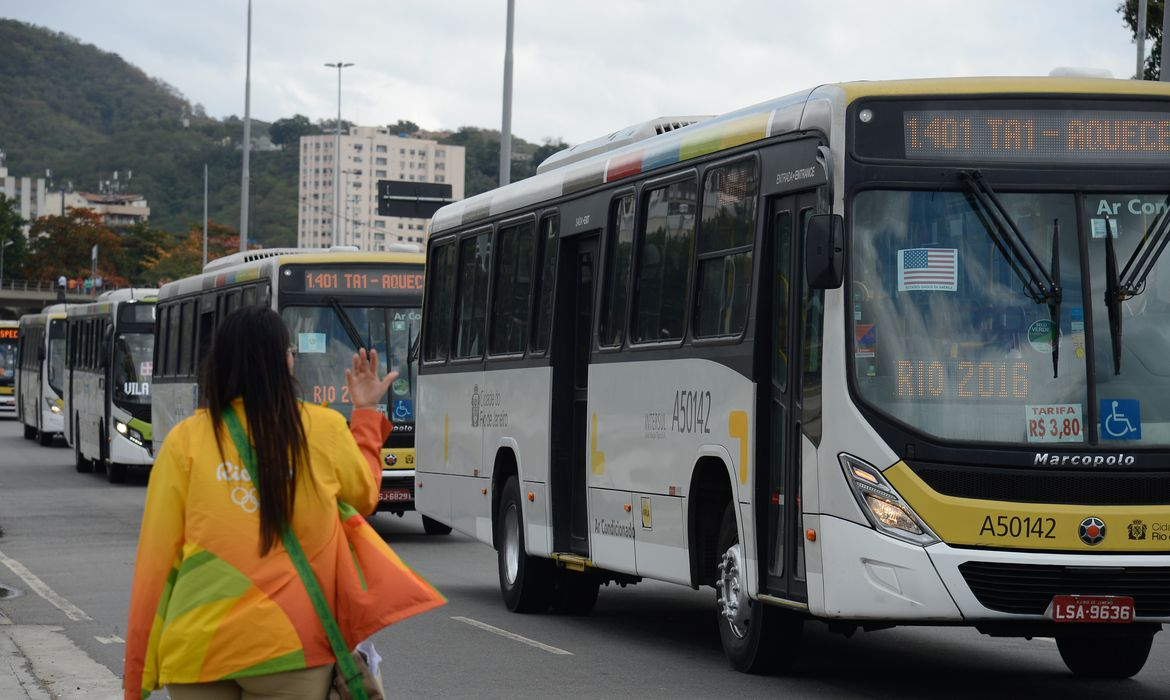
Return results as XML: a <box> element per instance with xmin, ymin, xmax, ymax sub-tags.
<box><xmin>47</xmin><ymin>399</ymin><xmax>61</xmax><ymax>414</ymax></box>
<box><xmin>115</xmin><ymin>420</ymin><xmax>145</xmax><ymax>447</ymax></box>
<box><xmin>839</xmin><ymin>454</ymin><xmax>938</xmax><ymax>546</ymax></box>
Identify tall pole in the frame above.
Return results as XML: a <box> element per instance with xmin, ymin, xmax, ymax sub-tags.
<box><xmin>239</xmin><ymin>0</ymin><xmax>252</xmax><ymax>251</ymax></box>
<box><xmin>499</xmin><ymin>0</ymin><xmax>515</xmax><ymax>187</ymax></box>
<box><xmin>1137</xmin><ymin>0</ymin><xmax>1149</xmax><ymax>79</ymax></box>
<box><xmin>326</xmin><ymin>62</ymin><xmax>353</xmax><ymax>245</ymax></box>
<box><xmin>203</xmin><ymin>164</ymin><xmax>209</xmax><ymax>268</ymax></box>
<box><xmin>1162</xmin><ymin>0</ymin><xmax>1169</xmax><ymax>81</ymax></box>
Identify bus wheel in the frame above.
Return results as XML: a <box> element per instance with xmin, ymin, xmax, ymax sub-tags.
<box><xmin>422</xmin><ymin>516</ymin><xmax>452</xmax><ymax>536</ymax></box>
<box><xmin>106</xmin><ymin>461</ymin><xmax>127</xmax><ymax>484</ymax></box>
<box><xmin>716</xmin><ymin>502</ymin><xmax>802</xmax><ymax>674</ymax></box>
<box><xmin>23</xmin><ymin>424</ymin><xmax>36</xmax><ymax>440</ymax></box>
<box><xmin>37</xmin><ymin>429</ymin><xmax>53</xmax><ymax>447</ymax></box>
<box><xmin>1056</xmin><ymin>632</ymin><xmax>1153</xmax><ymax>678</ymax></box>
<box><xmin>74</xmin><ymin>429</ymin><xmax>93</xmax><ymax>473</ymax></box>
<box><xmin>497</xmin><ymin>475</ymin><xmax>553</xmax><ymax>613</ymax></box>
<box><xmin>550</xmin><ymin>570</ymin><xmax>600</xmax><ymax>616</ymax></box>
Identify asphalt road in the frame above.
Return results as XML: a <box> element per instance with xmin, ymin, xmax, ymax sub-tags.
<box><xmin>0</xmin><ymin>418</ymin><xmax>1166</xmax><ymax>699</ymax></box>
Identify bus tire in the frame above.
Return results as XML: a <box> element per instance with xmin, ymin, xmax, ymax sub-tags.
<box><xmin>497</xmin><ymin>475</ymin><xmax>553</xmax><ymax>613</ymax></box>
<box><xmin>716</xmin><ymin>502</ymin><xmax>802</xmax><ymax>674</ymax></box>
<box><xmin>422</xmin><ymin>516</ymin><xmax>452</xmax><ymax>536</ymax></box>
<box><xmin>1056</xmin><ymin>632</ymin><xmax>1153</xmax><ymax>679</ymax></box>
<box><xmin>74</xmin><ymin>426</ymin><xmax>93</xmax><ymax>473</ymax></box>
<box><xmin>550</xmin><ymin>570</ymin><xmax>600</xmax><ymax>616</ymax></box>
<box><xmin>23</xmin><ymin>424</ymin><xmax>36</xmax><ymax>440</ymax></box>
<box><xmin>37</xmin><ymin>429</ymin><xmax>53</xmax><ymax>447</ymax></box>
<box><xmin>106</xmin><ymin>461</ymin><xmax>127</xmax><ymax>484</ymax></box>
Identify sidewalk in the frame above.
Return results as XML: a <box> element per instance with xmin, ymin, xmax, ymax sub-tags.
<box><xmin>0</xmin><ymin>608</ymin><xmax>122</xmax><ymax>699</ymax></box>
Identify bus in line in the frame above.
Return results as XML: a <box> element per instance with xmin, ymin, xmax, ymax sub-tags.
<box><xmin>17</xmin><ymin>304</ymin><xmax>67</xmax><ymax>446</ymax></box>
<box><xmin>0</xmin><ymin>320</ymin><xmax>19</xmax><ymax>417</ymax></box>
<box><xmin>153</xmin><ymin>247</ymin><xmax>449</xmax><ymax>533</ymax></box>
<box><xmin>65</xmin><ymin>289</ymin><xmax>158</xmax><ymax>483</ymax></box>
<box><xmin>416</xmin><ymin>76</ymin><xmax>1170</xmax><ymax>678</ymax></box>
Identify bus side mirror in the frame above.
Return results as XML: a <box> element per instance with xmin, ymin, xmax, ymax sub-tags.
<box><xmin>805</xmin><ymin>214</ymin><xmax>844</xmax><ymax>289</ymax></box>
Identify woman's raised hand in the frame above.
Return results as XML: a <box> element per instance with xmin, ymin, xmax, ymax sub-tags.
<box><xmin>345</xmin><ymin>348</ymin><xmax>398</xmax><ymax>412</ymax></box>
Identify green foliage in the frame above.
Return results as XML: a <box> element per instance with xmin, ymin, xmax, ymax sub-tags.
<box><xmin>439</xmin><ymin>128</ymin><xmax>569</xmax><ymax>197</ymax></box>
<box><xmin>27</xmin><ymin>209</ymin><xmax>127</xmax><ymax>286</ymax></box>
<box><xmin>1119</xmin><ymin>0</ymin><xmax>1165</xmax><ymax>80</ymax></box>
<box><xmin>0</xmin><ymin>195</ymin><xmax>30</xmax><ymax>282</ymax></box>
<box><xmin>389</xmin><ymin>120</ymin><xmax>420</xmax><ymax>135</ymax></box>
<box><xmin>270</xmin><ymin>115</ymin><xmax>320</xmax><ymax>147</ymax></box>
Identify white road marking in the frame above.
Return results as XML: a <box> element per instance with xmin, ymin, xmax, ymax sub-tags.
<box><xmin>8</xmin><ymin>625</ymin><xmax>121</xmax><ymax>699</ymax></box>
<box><xmin>94</xmin><ymin>635</ymin><xmax>124</xmax><ymax>645</ymax></box>
<box><xmin>451</xmin><ymin>616</ymin><xmax>573</xmax><ymax>655</ymax></box>
<box><xmin>0</xmin><ymin>549</ymin><xmax>92</xmax><ymax>622</ymax></box>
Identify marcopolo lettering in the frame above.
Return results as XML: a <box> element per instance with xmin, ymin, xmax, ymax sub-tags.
<box><xmin>1033</xmin><ymin>452</ymin><xmax>1136</xmax><ymax>466</ymax></box>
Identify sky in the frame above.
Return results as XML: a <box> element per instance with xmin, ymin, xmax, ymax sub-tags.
<box><xmin>0</xmin><ymin>1</ymin><xmax>1153</xmax><ymax>146</ymax></box>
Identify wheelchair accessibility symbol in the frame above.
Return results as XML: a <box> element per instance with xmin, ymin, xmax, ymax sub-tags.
<box><xmin>393</xmin><ymin>399</ymin><xmax>414</xmax><ymax>422</ymax></box>
<box><xmin>1100</xmin><ymin>399</ymin><xmax>1141</xmax><ymax>440</ymax></box>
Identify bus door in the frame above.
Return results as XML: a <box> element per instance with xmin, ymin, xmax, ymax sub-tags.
<box><xmin>761</xmin><ymin>191</ymin><xmax>816</xmax><ymax>602</ymax></box>
<box><xmin>549</xmin><ymin>233</ymin><xmax>598</xmax><ymax>556</ymax></box>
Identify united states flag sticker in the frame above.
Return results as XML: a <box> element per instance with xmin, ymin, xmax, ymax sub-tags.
<box><xmin>898</xmin><ymin>248</ymin><xmax>958</xmax><ymax>292</ymax></box>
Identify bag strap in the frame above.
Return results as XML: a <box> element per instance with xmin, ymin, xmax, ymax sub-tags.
<box><xmin>222</xmin><ymin>408</ymin><xmax>367</xmax><ymax>700</ymax></box>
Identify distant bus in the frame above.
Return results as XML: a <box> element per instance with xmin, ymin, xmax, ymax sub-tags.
<box><xmin>417</xmin><ymin>77</ymin><xmax>1170</xmax><ymax>678</ymax></box>
<box><xmin>64</xmin><ymin>289</ymin><xmax>157</xmax><ymax>483</ymax></box>
<box><xmin>153</xmin><ymin>247</ymin><xmax>448</xmax><ymax>532</ymax></box>
<box><xmin>17</xmin><ymin>305</ymin><xmax>67</xmax><ymax>445</ymax></box>
<box><xmin>0</xmin><ymin>320</ymin><xmax>18</xmax><ymax>417</ymax></box>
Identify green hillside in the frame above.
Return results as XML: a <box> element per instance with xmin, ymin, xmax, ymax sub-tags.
<box><xmin>0</xmin><ymin>19</ymin><xmax>567</xmax><ymax>247</ymax></box>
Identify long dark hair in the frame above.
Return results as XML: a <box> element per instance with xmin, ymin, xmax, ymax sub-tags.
<box><xmin>203</xmin><ymin>306</ymin><xmax>307</xmax><ymax>555</ymax></box>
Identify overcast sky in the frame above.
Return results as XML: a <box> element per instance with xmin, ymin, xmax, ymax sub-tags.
<box><xmin>1</xmin><ymin>1</ymin><xmax>1151</xmax><ymax>145</ymax></box>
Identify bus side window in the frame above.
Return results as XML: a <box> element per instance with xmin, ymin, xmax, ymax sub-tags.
<box><xmin>154</xmin><ymin>306</ymin><xmax>168</xmax><ymax>379</ymax></box>
<box><xmin>694</xmin><ymin>158</ymin><xmax>759</xmax><ymax>339</ymax></box>
<box><xmin>179</xmin><ymin>302</ymin><xmax>195</xmax><ymax>377</ymax></box>
<box><xmin>529</xmin><ymin>215</ymin><xmax>559</xmax><ymax>355</ymax></box>
<box><xmin>242</xmin><ymin>285</ymin><xmax>257</xmax><ymax>307</ymax></box>
<box><xmin>489</xmin><ymin>219</ymin><xmax>536</xmax><ymax>356</ymax></box>
<box><xmin>633</xmin><ymin>178</ymin><xmax>697</xmax><ymax>343</ymax></box>
<box><xmin>453</xmin><ymin>230</ymin><xmax>491</xmax><ymax>359</ymax></box>
<box><xmin>165</xmin><ymin>305</ymin><xmax>180</xmax><ymax>378</ymax></box>
<box><xmin>196</xmin><ymin>308</ymin><xmax>215</xmax><ymax>377</ymax></box>
<box><xmin>225</xmin><ymin>289</ymin><xmax>242</xmax><ymax>315</ymax></box>
<box><xmin>423</xmin><ymin>241</ymin><xmax>456</xmax><ymax>363</ymax></box>
<box><xmin>600</xmin><ymin>194</ymin><xmax>636</xmax><ymax>348</ymax></box>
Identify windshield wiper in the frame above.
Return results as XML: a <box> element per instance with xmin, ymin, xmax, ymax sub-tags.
<box><xmin>960</xmin><ymin>171</ymin><xmax>1063</xmax><ymax>377</ymax></box>
<box><xmin>327</xmin><ymin>297</ymin><xmax>367</xmax><ymax>350</ymax></box>
<box><xmin>1103</xmin><ymin>203</ymin><xmax>1170</xmax><ymax>375</ymax></box>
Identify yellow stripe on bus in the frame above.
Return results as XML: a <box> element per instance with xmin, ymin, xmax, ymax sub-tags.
<box><xmin>885</xmin><ymin>461</ymin><xmax>1170</xmax><ymax>553</ymax></box>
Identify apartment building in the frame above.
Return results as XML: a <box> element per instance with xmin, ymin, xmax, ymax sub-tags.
<box><xmin>297</xmin><ymin>126</ymin><xmax>465</xmax><ymax>250</ymax></box>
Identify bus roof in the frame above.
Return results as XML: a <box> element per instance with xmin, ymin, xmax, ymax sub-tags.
<box><xmin>68</xmin><ymin>289</ymin><xmax>159</xmax><ymax>318</ymax></box>
<box><xmin>158</xmin><ymin>248</ymin><xmax>425</xmax><ymax>301</ymax></box>
<box><xmin>431</xmin><ymin>76</ymin><xmax>1170</xmax><ymax>236</ymax></box>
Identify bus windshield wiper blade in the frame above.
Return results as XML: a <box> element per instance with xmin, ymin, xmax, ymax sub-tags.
<box><xmin>1049</xmin><ymin>219</ymin><xmax>1061</xmax><ymax>379</ymax></box>
<box><xmin>1104</xmin><ymin>218</ymin><xmax>1124</xmax><ymax>375</ymax></box>
<box><xmin>1103</xmin><ymin>201</ymin><xmax>1170</xmax><ymax>375</ymax></box>
<box><xmin>328</xmin><ymin>297</ymin><xmax>367</xmax><ymax>350</ymax></box>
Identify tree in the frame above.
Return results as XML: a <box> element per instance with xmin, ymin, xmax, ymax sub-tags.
<box><xmin>1119</xmin><ymin>0</ymin><xmax>1166</xmax><ymax>80</ymax></box>
<box><xmin>388</xmin><ymin>119</ymin><xmax>420</xmax><ymax>135</ymax></box>
<box><xmin>116</xmin><ymin>222</ymin><xmax>169</xmax><ymax>285</ymax></box>
<box><xmin>26</xmin><ymin>208</ymin><xmax>127</xmax><ymax>287</ymax></box>
<box><xmin>269</xmin><ymin>114</ymin><xmax>320</xmax><ymax>147</ymax></box>
<box><xmin>0</xmin><ymin>194</ymin><xmax>29</xmax><ymax>283</ymax></box>
<box><xmin>142</xmin><ymin>220</ymin><xmax>249</xmax><ymax>285</ymax></box>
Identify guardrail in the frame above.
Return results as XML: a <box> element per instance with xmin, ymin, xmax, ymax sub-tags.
<box><xmin>0</xmin><ymin>280</ymin><xmax>126</xmax><ymax>295</ymax></box>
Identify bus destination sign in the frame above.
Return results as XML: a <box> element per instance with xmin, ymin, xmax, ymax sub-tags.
<box><xmin>287</xmin><ymin>265</ymin><xmax>424</xmax><ymax>295</ymax></box>
<box><xmin>0</xmin><ymin>328</ymin><xmax>18</xmax><ymax>340</ymax></box>
<box><xmin>902</xmin><ymin>109</ymin><xmax>1170</xmax><ymax>164</ymax></box>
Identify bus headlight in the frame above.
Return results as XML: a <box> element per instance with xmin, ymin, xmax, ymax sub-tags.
<box><xmin>839</xmin><ymin>454</ymin><xmax>939</xmax><ymax>546</ymax></box>
<box><xmin>115</xmin><ymin>420</ymin><xmax>145</xmax><ymax>446</ymax></box>
<box><xmin>47</xmin><ymin>399</ymin><xmax>61</xmax><ymax>414</ymax></box>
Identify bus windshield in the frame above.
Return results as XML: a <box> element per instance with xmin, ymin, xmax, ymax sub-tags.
<box><xmin>851</xmin><ymin>189</ymin><xmax>1170</xmax><ymax>448</ymax></box>
<box><xmin>0</xmin><ymin>340</ymin><xmax>16</xmax><ymax>386</ymax></box>
<box><xmin>47</xmin><ymin>320</ymin><xmax>66</xmax><ymax>396</ymax></box>
<box><xmin>282</xmin><ymin>305</ymin><xmax>420</xmax><ymax>423</ymax></box>
<box><xmin>114</xmin><ymin>332</ymin><xmax>153</xmax><ymax>408</ymax></box>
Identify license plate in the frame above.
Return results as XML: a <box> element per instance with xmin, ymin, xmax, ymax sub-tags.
<box><xmin>1051</xmin><ymin>595</ymin><xmax>1135</xmax><ymax>623</ymax></box>
<box><xmin>379</xmin><ymin>488</ymin><xmax>412</xmax><ymax>503</ymax></box>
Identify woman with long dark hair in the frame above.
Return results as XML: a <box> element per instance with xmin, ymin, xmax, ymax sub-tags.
<box><xmin>124</xmin><ymin>306</ymin><xmax>443</xmax><ymax>700</ymax></box>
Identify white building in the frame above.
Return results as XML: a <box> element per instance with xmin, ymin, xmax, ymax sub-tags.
<box><xmin>297</xmin><ymin>126</ymin><xmax>466</xmax><ymax>250</ymax></box>
<box><xmin>0</xmin><ymin>163</ymin><xmax>47</xmax><ymax>238</ymax></box>
<box><xmin>41</xmin><ymin>191</ymin><xmax>151</xmax><ymax>227</ymax></box>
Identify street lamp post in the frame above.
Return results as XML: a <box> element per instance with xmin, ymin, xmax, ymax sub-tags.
<box><xmin>325</xmin><ymin>61</ymin><xmax>354</xmax><ymax>246</ymax></box>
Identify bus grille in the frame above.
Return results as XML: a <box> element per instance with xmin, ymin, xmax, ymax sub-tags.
<box><xmin>912</xmin><ymin>465</ymin><xmax>1170</xmax><ymax>505</ymax></box>
<box><xmin>958</xmin><ymin>561</ymin><xmax>1170</xmax><ymax>616</ymax></box>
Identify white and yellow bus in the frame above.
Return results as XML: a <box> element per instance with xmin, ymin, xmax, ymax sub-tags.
<box><xmin>416</xmin><ymin>76</ymin><xmax>1170</xmax><ymax>678</ymax></box>
<box><xmin>64</xmin><ymin>289</ymin><xmax>157</xmax><ymax>483</ymax></box>
<box><xmin>17</xmin><ymin>305</ymin><xmax>67</xmax><ymax>446</ymax></box>
<box><xmin>153</xmin><ymin>247</ymin><xmax>449</xmax><ymax>532</ymax></box>
<box><xmin>0</xmin><ymin>320</ymin><xmax>19</xmax><ymax>417</ymax></box>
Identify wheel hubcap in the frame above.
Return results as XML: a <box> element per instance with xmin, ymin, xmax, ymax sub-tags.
<box><xmin>504</xmin><ymin>504</ymin><xmax>520</xmax><ymax>585</ymax></box>
<box><xmin>717</xmin><ymin>542</ymin><xmax>750</xmax><ymax>639</ymax></box>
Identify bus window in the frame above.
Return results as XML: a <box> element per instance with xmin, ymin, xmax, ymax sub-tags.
<box><xmin>165</xmin><ymin>306</ymin><xmax>180</xmax><ymax>377</ymax></box>
<box><xmin>47</xmin><ymin>320</ymin><xmax>66</xmax><ymax>396</ymax></box>
<box><xmin>453</xmin><ymin>231</ymin><xmax>490</xmax><ymax>358</ymax></box>
<box><xmin>695</xmin><ymin>159</ymin><xmax>758</xmax><ymax>338</ymax></box>
<box><xmin>179</xmin><ymin>302</ymin><xmax>195</xmax><ymax>376</ymax></box>
<box><xmin>242</xmin><ymin>285</ymin><xmax>257</xmax><ymax>307</ymax></box>
<box><xmin>490</xmin><ymin>220</ymin><xmax>536</xmax><ymax>355</ymax></box>
<box><xmin>530</xmin><ymin>215</ymin><xmax>559</xmax><ymax>354</ymax></box>
<box><xmin>600</xmin><ymin>194</ymin><xmax>636</xmax><ymax>347</ymax></box>
<box><xmin>633</xmin><ymin>178</ymin><xmax>696</xmax><ymax>343</ymax></box>
<box><xmin>423</xmin><ymin>242</ymin><xmax>456</xmax><ymax>362</ymax></box>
